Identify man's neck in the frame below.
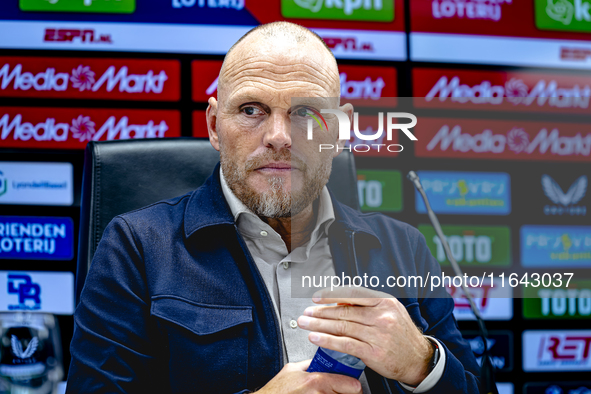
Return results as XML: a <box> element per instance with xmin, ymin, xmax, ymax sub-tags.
<box><xmin>262</xmin><ymin>201</ymin><xmax>318</xmax><ymax>253</ymax></box>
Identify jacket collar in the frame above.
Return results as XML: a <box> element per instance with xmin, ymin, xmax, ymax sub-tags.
<box><xmin>184</xmin><ymin>163</ymin><xmax>235</xmax><ymax>238</ymax></box>
<box><xmin>328</xmin><ymin>188</ymin><xmax>381</xmax><ymax>246</ymax></box>
<box><xmin>184</xmin><ymin>162</ymin><xmax>381</xmax><ymax>246</ymax></box>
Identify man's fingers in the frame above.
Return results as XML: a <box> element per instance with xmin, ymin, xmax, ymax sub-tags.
<box><xmin>290</xmin><ymin>359</ymin><xmax>312</xmax><ymax>371</ymax></box>
<box><xmin>312</xmin><ymin>287</ymin><xmax>390</xmax><ymax>306</ymax></box>
<box><xmin>318</xmin><ymin>372</ymin><xmax>362</xmax><ymax>394</ymax></box>
<box><xmin>308</xmin><ymin>332</ymin><xmax>371</xmax><ymax>361</ymax></box>
<box><xmin>302</xmin><ymin>304</ymin><xmax>373</xmax><ymax>325</ymax></box>
<box><xmin>298</xmin><ymin>315</ymin><xmax>369</xmax><ymax>341</ymax></box>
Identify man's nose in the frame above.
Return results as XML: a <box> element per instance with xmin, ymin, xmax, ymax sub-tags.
<box><xmin>263</xmin><ymin>112</ymin><xmax>291</xmax><ymax>150</ymax></box>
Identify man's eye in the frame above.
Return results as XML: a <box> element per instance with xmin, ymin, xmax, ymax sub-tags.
<box><xmin>242</xmin><ymin>106</ymin><xmax>263</xmax><ymax>116</ymax></box>
<box><xmin>293</xmin><ymin>107</ymin><xmax>313</xmax><ymax>117</ymax></box>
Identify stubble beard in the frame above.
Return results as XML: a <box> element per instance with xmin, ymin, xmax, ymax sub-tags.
<box><xmin>221</xmin><ymin>147</ymin><xmax>332</xmax><ymax>219</ymax></box>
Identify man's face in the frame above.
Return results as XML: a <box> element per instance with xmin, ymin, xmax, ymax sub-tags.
<box><xmin>207</xmin><ymin>34</ymin><xmax>347</xmax><ymax>218</ymax></box>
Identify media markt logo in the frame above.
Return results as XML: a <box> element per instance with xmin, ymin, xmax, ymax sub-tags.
<box><xmin>535</xmin><ymin>0</ymin><xmax>591</xmax><ymax>33</ymax></box>
<box><xmin>281</xmin><ymin>0</ymin><xmax>394</xmax><ymax>22</ymax></box>
<box><xmin>20</xmin><ymin>0</ymin><xmax>135</xmax><ymax>14</ymax></box>
<box><xmin>542</xmin><ymin>174</ymin><xmax>587</xmax><ymax>216</ymax></box>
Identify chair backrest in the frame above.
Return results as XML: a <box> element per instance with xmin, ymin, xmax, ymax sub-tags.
<box><xmin>76</xmin><ymin>137</ymin><xmax>359</xmax><ymax>303</ymax></box>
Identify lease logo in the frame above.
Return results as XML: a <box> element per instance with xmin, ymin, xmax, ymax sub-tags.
<box><xmin>20</xmin><ymin>0</ymin><xmax>135</xmax><ymax>14</ymax></box>
<box><xmin>419</xmin><ymin>225</ymin><xmax>511</xmax><ymax>266</ymax></box>
<box><xmin>542</xmin><ymin>174</ymin><xmax>587</xmax><ymax>216</ymax></box>
<box><xmin>281</xmin><ymin>0</ymin><xmax>393</xmax><ymax>21</ymax></box>
<box><xmin>414</xmin><ymin>171</ymin><xmax>511</xmax><ymax>215</ymax></box>
<box><xmin>536</xmin><ymin>0</ymin><xmax>591</xmax><ymax>32</ymax></box>
<box><xmin>521</xmin><ymin>225</ymin><xmax>591</xmax><ymax>268</ymax></box>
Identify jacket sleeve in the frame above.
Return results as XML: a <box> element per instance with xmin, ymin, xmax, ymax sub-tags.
<box><xmin>65</xmin><ymin>216</ymin><xmax>164</xmax><ymax>393</ymax></box>
<box><xmin>385</xmin><ymin>230</ymin><xmax>484</xmax><ymax>394</ymax></box>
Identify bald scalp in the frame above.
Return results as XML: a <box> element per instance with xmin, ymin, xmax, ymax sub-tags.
<box><xmin>218</xmin><ymin>21</ymin><xmax>340</xmax><ymax>101</ymax></box>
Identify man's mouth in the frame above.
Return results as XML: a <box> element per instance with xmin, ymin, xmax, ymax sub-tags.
<box><xmin>255</xmin><ymin>162</ymin><xmax>294</xmax><ymax>173</ymax></box>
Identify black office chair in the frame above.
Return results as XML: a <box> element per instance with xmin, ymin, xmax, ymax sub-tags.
<box><xmin>75</xmin><ymin>137</ymin><xmax>360</xmax><ymax>304</ymax></box>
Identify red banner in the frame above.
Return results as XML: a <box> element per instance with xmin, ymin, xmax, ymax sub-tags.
<box><xmin>411</xmin><ymin>0</ymin><xmax>590</xmax><ymax>41</ymax></box>
<box><xmin>192</xmin><ymin>60</ymin><xmax>223</xmax><ymax>103</ymax></box>
<box><xmin>413</xmin><ymin>68</ymin><xmax>591</xmax><ymax>113</ymax></box>
<box><xmin>0</xmin><ymin>107</ymin><xmax>181</xmax><ymax>149</ymax></box>
<box><xmin>339</xmin><ymin>65</ymin><xmax>397</xmax><ymax>106</ymax></box>
<box><xmin>192</xmin><ymin>110</ymin><xmax>208</xmax><ymax>138</ymax></box>
<box><xmin>416</xmin><ymin>118</ymin><xmax>591</xmax><ymax>162</ymax></box>
<box><xmin>192</xmin><ymin>61</ymin><xmax>397</xmax><ymax>105</ymax></box>
<box><xmin>0</xmin><ymin>57</ymin><xmax>180</xmax><ymax>101</ymax></box>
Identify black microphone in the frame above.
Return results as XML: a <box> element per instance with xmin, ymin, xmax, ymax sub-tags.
<box><xmin>407</xmin><ymin>171</ymin><xmax>498</xmax><ymax>394</ymax></box>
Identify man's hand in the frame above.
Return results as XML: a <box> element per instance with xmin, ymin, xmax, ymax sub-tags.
<box><xmin>297</xmin><ymin>288</ymin><xmax>434</xmax><ymax>387</ymax></box>
<box><xmin>255</xmin><ymin>360</ymin><xmax>362</xmax><ymax>394</ymax></box>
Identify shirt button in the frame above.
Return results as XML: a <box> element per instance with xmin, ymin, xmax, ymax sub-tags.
<box><xmin>289</xmin><ymin>320</ymin><xmax>297</xmax><ymax>329</ymax></box>
<box><xmin>260</xmin><ymin>230</ymin><xmax>268</xmax><ymax>236</ymax></box>
<box><xmin>283</xmin><ymin>261</ymin><xmax>289</xmax><ymax>269</ymax></box>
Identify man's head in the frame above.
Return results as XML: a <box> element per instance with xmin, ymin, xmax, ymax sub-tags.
<box><xmin>206</xmin><ymin>21</ymin><xmax>351</xmax><ymax>219</ymax></box>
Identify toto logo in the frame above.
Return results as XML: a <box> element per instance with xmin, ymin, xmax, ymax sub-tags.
<box><xmin>304</xmin><ymin>108</ymin><xmax>417</xmax><ymax>153</ymax></box>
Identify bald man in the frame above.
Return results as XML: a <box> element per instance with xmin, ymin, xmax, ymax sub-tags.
<box><xmin>66</xmin><ymin>22</ymin><xmax>482</xmax><ymax>394</ymax></box>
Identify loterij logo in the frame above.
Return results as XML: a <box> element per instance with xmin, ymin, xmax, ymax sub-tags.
<box><xmin>281</xmin><ymin>0</ymin><xmax>393</xmax><ymax>21</ymax></box>
<box><xmin>20</xmin><ymin>0</ymin><xmax>135</xmax><ymax>13</ymax></box>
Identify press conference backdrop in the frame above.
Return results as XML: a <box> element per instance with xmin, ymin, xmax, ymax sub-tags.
<box><xmin>1</xmin><ymin>1</ymin><xmax>590</xmax><ymax>393</ymax></box>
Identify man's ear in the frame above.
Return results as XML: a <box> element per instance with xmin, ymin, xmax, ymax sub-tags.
<box><xmin>206</xmin><ymin>97</ymin><xmax>220</xmax><ymax>152</ymax></box>
<box><xmin>332</xmin><ymin>102</ymin><xmax>354</xmax><ymax>157</ymax></box>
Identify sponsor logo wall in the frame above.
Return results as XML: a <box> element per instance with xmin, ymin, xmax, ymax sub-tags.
<box><xmin>419</xmin><ymin>224</ymin><xmax>511</xmax><ymax>266</ymax></box>
<box><xmin>0</xmin><ymin>57</ymin><xmax>180</xmax><ymax>101</ymax></box>
<box><xmin>1</xmin><ymin>0</ymin><xmax>591</xmax><ymax>388</ymax></box>
<box><xmin>0</xmin><ymin>107</ymin><xmax>181</xmax><ymax>149</ymax></box>
<box><xmin>462</xmin><ymin>331</ymin><xmax>513</xmax><ymax>371</ymax></box>
<box><xmin>0</xmin><ymin>271</ymin><xmax>74</xmax><ymax>314</ymax></box>
<box><xmin>523</xmin><ymin>330</ymin><xmax>591</xmax><ymax>371</ymax></box>
<box><xmin>415</xmin><ymin>171</ymin><xmax>511</xmax><ymax>215</ymax></box>
<box><xmin>413</xmin><ymin>68</ymin><xmax>591</xmax><ymax>113</ymax></box>
<box><xmin>356</xmin><ymin>170</ymin><xmax>402</xmax><ymax>212</ymax></box>
<box><xmin>0</xmin><ymin>216</ymin><xmax>74</xmax><ymax>260</ymax></box>
<box><xmin>523</xmin><ymin>279</ymin><xmax>591</xmax><ymax>319</ymax></box>
<box><xmin>416</xmin><ymin>118</ymin><xmax>591</xmax><ymax>162</ymax></box>
<box><xmin>521</xmin><ymin>225</ymin><xmax>591</xmax><ymax>267</ymax></box>
<box><xmin>0</xmin><ymin>162</ymin><xmax>73</xmax><ymax>206</ymax></box>
<box><xmin>448</xmin><ymin>278</ymin><xmax>514</xmax><ymax>320</ymax></box>
<box><xmin>192</xmin><ymin>61</ymin><xmax>397</xmax><ymax>104</ymax></box>
<box><xmin>524</xmin><ymin>382</ymin><xmax>591</xmax><ymax>394</ymax></box>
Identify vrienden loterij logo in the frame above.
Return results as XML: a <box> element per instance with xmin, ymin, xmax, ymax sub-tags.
<box><xmin>304</xmin><ymin>108</ymin><xmax>417</xmax><ymax>153</ymax></box>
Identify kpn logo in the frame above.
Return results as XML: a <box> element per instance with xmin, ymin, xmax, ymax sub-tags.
<box><xmin>535</xmin><ymin>0</ymin><xmax>591</xmax><ymax>32</ymax></box>
<box><xmin>20</xmin><ymin>0</ymin><xmax>135</xmax><ymax>14</ymax></box>
<box><xmin>281</xmin><ymin>0</ymin><xmax>394</xmax><ymax>22</ymax></box>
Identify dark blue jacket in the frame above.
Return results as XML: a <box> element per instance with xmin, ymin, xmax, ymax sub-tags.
<box><xmin>66</xmin><ymin>165</ymin><xmax>481</xmax><ymax>393</ymax></box>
